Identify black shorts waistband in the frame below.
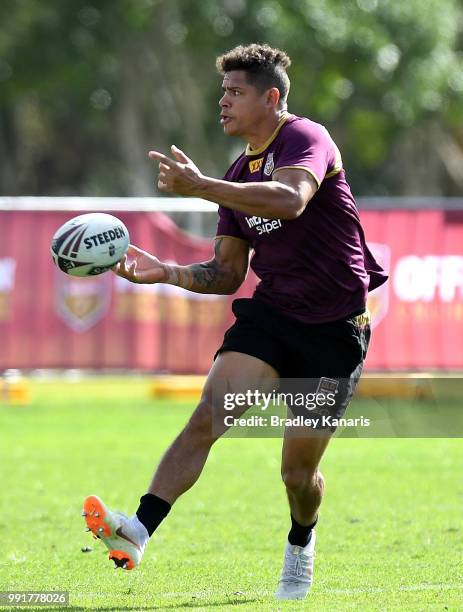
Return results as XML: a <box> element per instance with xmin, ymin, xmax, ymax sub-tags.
<box><xmin>232</xmin><ymin>298</ymin><xmax>368</xmax><ymax>330</ymax></box>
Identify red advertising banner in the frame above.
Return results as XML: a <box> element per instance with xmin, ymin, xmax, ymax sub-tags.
<box><xmin>0</xmin><ymin>208</ymin><xmax>462</xmax><ymax>371</ymax></box>
<box><xmin>363</xmin><ymin>209</ymin><xmax>463</xmax><ymax>370</ymax></box>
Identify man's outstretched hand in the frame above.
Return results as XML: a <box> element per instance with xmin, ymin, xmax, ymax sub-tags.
<box><xmin>112</xmin><ymin>245</ymin><xmax>169</xmax><ymax>284</ymax></box>
<box><xmin>149</xmin><ymin>145</ymin><xmax>206</xmax><ymax>196</ymax></box>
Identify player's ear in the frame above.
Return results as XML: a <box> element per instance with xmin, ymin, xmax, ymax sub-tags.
<box><xmin>266</xmin><ymin>87</ymin><xmax>280</xmax><ymax>108</ymax></box>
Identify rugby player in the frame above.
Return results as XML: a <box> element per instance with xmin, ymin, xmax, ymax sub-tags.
<box><xmin>82</xmin><ymin>44</ymin><xmax>387</xmax><ymax>600</ymax></box>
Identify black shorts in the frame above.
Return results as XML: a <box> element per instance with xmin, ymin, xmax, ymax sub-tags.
<box><xmin>215</xmin><ymin>298</ymin><xmax>371</xmax><ymax>428</ymax></box>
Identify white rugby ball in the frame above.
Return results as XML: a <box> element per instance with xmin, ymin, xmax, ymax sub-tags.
<box><xmin>50</xmin><ymin>213</ymin><xmax>129</xmax><ymax>277</ymax></box>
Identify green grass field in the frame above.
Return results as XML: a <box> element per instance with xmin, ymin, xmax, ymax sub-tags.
<box><xmin>1</xmin><ymin>378</ymin><xmax>462</xmax><ymax>611</ymax></box>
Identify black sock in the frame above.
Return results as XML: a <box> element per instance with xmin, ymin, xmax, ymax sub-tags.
<box><xmin>288</xmin><ymin>514</ymin><xmax>318</xmax><ymax>547</ymax></box>
<box><xmin>136</xmin><ymin>493</ymin><xmax>171</xmax><ymax>537</ymax></box>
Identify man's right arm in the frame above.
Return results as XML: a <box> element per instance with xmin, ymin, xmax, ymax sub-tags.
<box><xmin>113</xmin><ymin>236</ymin><xmax>250</xmax><ymax>295</ymax></box>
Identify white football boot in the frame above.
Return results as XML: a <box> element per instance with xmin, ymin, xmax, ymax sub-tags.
<box><xmin>82</xmin><ymin>495</ymin><xmax>148</xmax><ymax>570</ymax></box>
<box><xmin>275</xmin><ymin>531</ymin><xmax>316</xmax><ymax>600</ymax></box>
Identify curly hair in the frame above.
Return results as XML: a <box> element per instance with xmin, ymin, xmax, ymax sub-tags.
<box><xmin>216</xmin><ymin>44</ymin><xmax>291</xmax><ymax>107</ymax></box>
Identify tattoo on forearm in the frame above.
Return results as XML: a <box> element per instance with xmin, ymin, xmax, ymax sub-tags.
<box><xmin>163</xmin><ymin>265</ymin><xmax>180</xmax><ymax>286</ymax></box>
<box><xmin>166</xmin><ymin>237</ymin><xmax>239</xmax><ymax>294</ymax></box>
<box><xmin>214</xmin><ymin>237</ymin><xmax>224</xmax><ymax>259</ymax></box>
<box><xmin>190</xmin><ymin>261</ymin><xmax>231</xmax><ymax>291</ymax></box>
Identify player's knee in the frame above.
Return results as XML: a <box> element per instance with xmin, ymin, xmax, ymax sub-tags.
<box><xmin>282</xmin><ymin>467</ymin><xmax>324</xmax><ymax>494</ymax></box>
<box><xmin>282</xmin><ymin>468</ymin><xmax>309</xmax><ymax>492</ymax></box>
<box><xmin>183</xmin><ymin>401</ymin><xmax>215</xmax><ymax>445</ymax></box>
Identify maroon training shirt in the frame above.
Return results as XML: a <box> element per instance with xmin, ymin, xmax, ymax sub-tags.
<box><xmin>216</xmin><ymin>113</ymin><xmax>388</xmax><ymax>323</ymax></box>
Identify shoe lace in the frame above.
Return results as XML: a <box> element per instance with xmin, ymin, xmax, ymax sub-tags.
<box><xmin>282</xmin><ymin>548</ymin><xmax>308</xmax><ymax>580</ymax></box>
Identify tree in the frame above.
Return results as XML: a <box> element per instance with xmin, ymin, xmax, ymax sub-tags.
<box><xmin>0</xmin><ymin>0</ymin><xmax>461</xmax><ymax>197</ymax></box>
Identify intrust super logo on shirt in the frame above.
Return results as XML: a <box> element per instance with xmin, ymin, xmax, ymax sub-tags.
<box><xmin>245</xmin><ymin>215</ymin><xmax>283</xmax><ymax>235</ymax></box>
<box><xmin>248</xmin><ymin>158</ymin><xmax>264</xmax><ymax>173</ymax></box>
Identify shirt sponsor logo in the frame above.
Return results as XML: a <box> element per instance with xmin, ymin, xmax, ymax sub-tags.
<box><xmin>264</xmin><ymin>152</ymin><xmax>274</xmax><ymax>176</ymax></box>
<box><xmin>248</xmin><ymin>158</ymin><xmax>264</xmax><ymax>173</ymax></box>
<box><xmin>245</xmin><ymin>215</ymin><xmax>283</xmax><ymax>235</ymax></box>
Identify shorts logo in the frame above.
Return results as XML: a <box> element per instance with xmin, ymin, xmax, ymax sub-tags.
<box><xmin>249</xmin><ymin>158</ymin><xmax>264</xmax><ymax>173</ymax></box>
<box><xmin>316</xmin><ymin>377</ymin><xmax>339</xmax><ymax>395</ymax></box>
<box><xmin>264</xmin><ymin>152</ymin><xmax>274</xmax><ymax>176</ymax></box>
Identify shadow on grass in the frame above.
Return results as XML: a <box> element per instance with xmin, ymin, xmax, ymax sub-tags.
<box><xmin>18</xmin><ymin>609</ymin><xmax>86</xmax><ymax>612</ymax></box>
<box><xmin>153</xmin><ymin>599</ymin><xmax>258</xmax><ymax>609</ymax></box>
<box><xmin>85</xmin><ymin>599</ymin><xmax>258</xmax><ymax>610</ymax></box>
<box><xmin>24</xmin><ymin>597</ymin><xmax>259</xmax><ymax>610</ymax></box>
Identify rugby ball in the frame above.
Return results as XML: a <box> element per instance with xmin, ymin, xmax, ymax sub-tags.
<box><xmin>50</xmin><ymin>213</ymin><xmax>129</xmax><ymax>277</ymax></box>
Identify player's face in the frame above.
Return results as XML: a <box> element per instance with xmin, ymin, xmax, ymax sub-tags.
<box><xmin>219</xmin><ymin>71</ymin><xmax>269</xmax><ymax>137</ymax></box>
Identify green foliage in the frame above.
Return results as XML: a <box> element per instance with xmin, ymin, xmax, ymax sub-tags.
<box><xmin>0</xmin><ymin>0</ymin><xmax>461</xmax><ymax>195</ymax></box>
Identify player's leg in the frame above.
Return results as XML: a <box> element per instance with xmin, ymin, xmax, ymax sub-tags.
<box><xmin>275</xmin><ymin>312</ymin><xmax>371</xmax><ymax>598</ymax></box>
<box><xmin>145</xmin><ymin>350</ymin><xmax>278</xmax><ymax>503</ymax></box>
<box><xmin>281</xmin><ymin>433</ymin><xmax>331</xmax><ymax>534</ymax></box>
<box><xmin>274</xmin><ymin>432</ymin><xmax>331</xmax><ymax>599</ymax></box>
<box><xmin>83</xmin><ymin>350</ymin><xmax>278</xmax><ymax>569</ymax></box>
